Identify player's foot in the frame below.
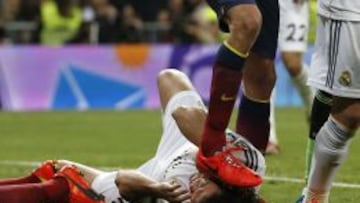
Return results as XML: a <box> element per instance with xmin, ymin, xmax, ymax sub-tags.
<box><xmin>32</xmin><ymin>160</ymin><xmax>57</xmax><ymax>181</ymax></box>
<box><xmin>56</xmin><ymin>165</ymin><xmax>105</xmax><ymax>203</ymax></box>
<box><xmin>265</xmin><ymin>141</ymin><xmax>280</xmax><ymax>155</ymax></box>
<box><xmin>296</xmin><ymin>195</ymin><xmax>305</xmax><ymax>203</ymax></box>
<box><xmin>196</xmin><ymin>146</ymin><xmax>262</xmax><ymax>187</ymax></box>
<box><xmin>302</xmin><ymin>189</ymin><xmax>329</xmax><ymax>203</ymax></box>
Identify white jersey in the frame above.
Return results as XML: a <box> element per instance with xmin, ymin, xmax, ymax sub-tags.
<box><xmin>92</xmin><ymin>91</ymin><xmax>266</xmax><ymax>203</ymax></box>
<box><xmin>139</xmin><ymin>91</ymin><xmax>265</xmax><ymax>203</ymax></box>
<box><xmin>318</xmin><ymin>0</ymin><xmax>360</xmax><ymax>21</ymax></box>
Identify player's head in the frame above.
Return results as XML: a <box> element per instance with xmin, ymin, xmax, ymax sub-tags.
<box><xmin>189</xmin><ymin>173</ymin><xmax>264</xmax><ymax>203</ymax></box>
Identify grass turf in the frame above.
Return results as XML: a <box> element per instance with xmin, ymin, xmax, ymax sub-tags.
<box><xmin>0</xmin><ymin>108</ymin><xmax>359</xmax><ymax>202</ymax></box>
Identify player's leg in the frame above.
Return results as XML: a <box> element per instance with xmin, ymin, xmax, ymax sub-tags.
<box><xmin>236</xmin><ymin>0</ymin><xmax>279</xmax><ymax>153</ymax></box>
<box><xmin>303</xmin><ymin>16</ymin><xmax>360</xmax><ymax>202</ymax></box>
<box><xmin>157</xmin><ymin>69</ymin><xmax>196</xmax><ymax>111</ymax></box>
<box><xmin>151</xmin><ymin>68</ymin><xmax>206</xmax><ymax>163</ymax></box>
<box><xmin>57</xmin><ymin>160</ymin><xmax>103</xmax><ymax>185</ymax></box>
<box><xmin>193</xmin><ymin>0</ymin><xmax>269</xmax><ymax>186</ymax></box>
<box><xmin>266</xmin><ymin>91</ymin><xmax>281</xmax><ymax>155</ymax></box>
<box><xmin>304</xmin><ymin>98</ymin><xmax>359</xmax><ymax>202</ymax></box>
<box><xmin>0</xmin><ymin>177</ymin><xmax>70</xmax><ymax>203</ymax></box>
<box><xmin>268</xmin><ymin>0</ymin><xmax>312</xmax><ymax>155</ymax></box>
<box><xmin>200</xmin><ymin>0</ymin><xmax>262</xmax><ymax>157</ymax></box>
<box><xmin>0</xmin><ymin>160</ymin><xmax>57</xmax><ymax>185</ymax></box>
<box><xmin>282</xmin><ymin>52</ymin><xmax>313</xmax><ymax>115</ymax></box>
<box><xmin>57</xmin><ymin>160</ymin><xmax>121</xmax><ymax>203</ymax></box>
<box><xmin>236</xmin><ymin>53</ymin><xmax>275</xmax><ymax>152</ymax></box>
<box><xmin>0</xmin><ymin>165</ymin><xmax>105</xmax><ymax>203</ymax></box>
<box><xmin>305</xmin><ymin>90</ymin><xmax>332</xmax><ymax>181</ymax></box>
<box><xmin>278</xmin><ymin>0</ymin><xmax>312</xmax><ymax>114</ymax></box>
<box><xmin>296</xmin><ymin>90</ymin><xmax>332</xmax><ymax>203</ymax></box>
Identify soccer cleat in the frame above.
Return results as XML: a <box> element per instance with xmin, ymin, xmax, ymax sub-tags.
<box><xmin>296</xmin><ymin>195</ymin><xmax>305</xmax><ymax>203</ymax></box>
<box><xmin>196</xmin><ymin>146</ymin><xmax>262</xmax><ymax>187</ymax></box>
<box><xmin>295</xmin><ymin>187</ymin><xmax>307</xmax><ymax>203</ymax></box>
<box><xmin>56</xmin><ymin>165</ymin><xmax>105</xmax><ymax>203</ymax></box>
<box><xmin>32</xmin><ymin>160</ymin><xmax>57</xmax><ymax>181</ymax></box>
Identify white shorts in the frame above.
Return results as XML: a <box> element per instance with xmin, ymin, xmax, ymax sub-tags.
<box><xmin>278</xmin><ymin>0</ymin><xmax>309</xmax><ymax>52</ymax></box>
<box><xmin>138</xmin><ymin>90</ymin><xmax>204</xmax><ymax>180</ymax></box>
<box><xmin>308</xmin><ymin>16</ymin><xmax>360</xmax><ymax>98</ymax></box>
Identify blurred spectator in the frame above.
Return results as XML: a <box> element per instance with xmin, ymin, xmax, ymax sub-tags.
<box><xmin>0</xmin><ymin>0</ymin><xmax>224</xmax><ymax>44</ymax></box>
<box><xmin>155</xmin><ymin>9</ymin><xmax>172</xmax><ymax>42</ymax></box>
<box><xmin>16</xmin><ymin>0</ymin><xmax>40</xmax><ymax>21</ymax></box>
<box><xmin>191</xmin><ymin>1</ymin><xmax>223</xmax><ymax>43</ymax></box>
<box><xmin>127</xmin><ymin>0</ymin><xmax>167</xmax><ymax>22</ymax></box>
<box><xmin>168</xmin><ymin>0</ymin><xmax>199</xmax><ymax>43</ymax></box>
<box><xmin>91</xmin><ymin>0</ymin><xmax>121</xmax><ymax>43</ymax></box>
<box><xmin>40</xmin><ymin>0</ymin><xmax>83</xmax><ymax>45</ymax></box>
<box><xmin>117</xmin><ymin>4</ymin><xmax>143</xmax><ymax>42</ymax></box>
<box><xmin>2</xmin><ymin>0</ymin><xmax>20</xmax><ymax>22</ymax></box>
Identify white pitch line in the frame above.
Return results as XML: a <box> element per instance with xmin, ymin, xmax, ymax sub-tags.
<box><xmin>1</xmin><ymin>160</ymin><xmax>360</xmax><ymax>189</ymax></box>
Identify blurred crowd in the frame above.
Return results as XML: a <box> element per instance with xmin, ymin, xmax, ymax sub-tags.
<box><xmin>0</xmin><ymin>0</ymin><xmax>224</xmax><ymax>45</ymax></box>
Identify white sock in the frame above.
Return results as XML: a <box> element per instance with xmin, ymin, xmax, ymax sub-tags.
<box><xmin>307</xmin><ymin>116</ymin><xmax>354</xmax><ymax>194</ymax></box>
<box><xmin>292</xmin><ymin>64</ymin><xmax>314</xmax><ymax>116</ymax></box>
<box><xmin>303</xmin><ymin>189</ymin><xmax>329</xmax><ymax>203</ymax></box>
<box><xmin>269</xmin><ymin>90</ymin><xmax>278</xmax><ymax>144</ymax></box>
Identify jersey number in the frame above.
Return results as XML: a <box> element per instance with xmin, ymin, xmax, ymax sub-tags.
<box><xmin>286</xmin><ymin>23</ymin><xmax>307</xmax><ymax>42</ymax></box>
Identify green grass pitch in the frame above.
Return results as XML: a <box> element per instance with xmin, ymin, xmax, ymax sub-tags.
<box><xmin>0</xmin><ymin>108</ymin><xmax>359</xmax><ymax>202</ymax></box>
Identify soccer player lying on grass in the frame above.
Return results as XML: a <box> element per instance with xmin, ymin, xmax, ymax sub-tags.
<box><xmin>0</xmin><ymin>69</ymin><xmax>266</xmax><ymax>203</ymax></box>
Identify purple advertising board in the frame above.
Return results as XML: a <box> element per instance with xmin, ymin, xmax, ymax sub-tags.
<box><xmin>0</xmin><ymin>45</ymin><xmax>313</xmax><ymax>111</ymax></box>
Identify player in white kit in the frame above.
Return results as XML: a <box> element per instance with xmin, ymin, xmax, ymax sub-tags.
<box><xmin>267</xmin><ymin>0</ymin><xmax>314</xmax><ymax>155</ymax></box>
<box><xmin>0</xmin><ymin>69</ymin><xmax>265</xmax><ymax>203</ymax></box>
<box><xmin>86</xmin><ymin>69</ymin><xmax>266</xmax><ymax>203</ymax></box>
<box><xmin>300</xmin><ymin>0</ymin><xmax>360</xmax><ymax>202</ymax></box>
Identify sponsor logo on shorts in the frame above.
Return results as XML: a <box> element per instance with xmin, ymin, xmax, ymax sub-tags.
<box><xmin>338</xmin><ymin>70</ymin><xmax>351</xmax><ymax>87</ymax></box>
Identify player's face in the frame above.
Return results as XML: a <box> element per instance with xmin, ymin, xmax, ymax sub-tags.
<box><xmin>189</xmin><ymin>173</ymin><xmax>221</xmax><ymax>203</ymax></box>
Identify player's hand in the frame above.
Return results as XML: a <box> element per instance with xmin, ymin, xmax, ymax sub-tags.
<box><xmin>152</xmin><ymin>180</ymin><xmax>191</xmax><ymax>203</ymax></box>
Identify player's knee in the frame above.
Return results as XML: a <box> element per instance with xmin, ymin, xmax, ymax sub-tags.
<box><xmin>228</xmin><ymin>6</ymin><xmax>262</xmax><ymax>42</ymax></box>
<box><xmin>283</xmin><ymin>59</ymin><xmax>302</xmax><ymax>76</ymax></box>
<box><xmin>316</xmin><ymin>131</ymin><xmax>348</xmax><ymax>164</ymax></box>
<box><xmin>341</xmin><ymin>113</ymin><xmax>360</xmax><ymax>130</ymax></box>
<box><xmin>332</xmin><ymin>99</ymin><xmax>360</xmax><ymax>130</ymax></box>
<box><xmin>157</xmin><ymin>69</ymin><xmax>185</xmax><ymax>88</ymax></box>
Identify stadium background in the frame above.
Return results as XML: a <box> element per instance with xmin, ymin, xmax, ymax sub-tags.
<box><xmin>0</xmin><ymin>0</ymin><xmax>359</xmax><ymax>202</ymax></box>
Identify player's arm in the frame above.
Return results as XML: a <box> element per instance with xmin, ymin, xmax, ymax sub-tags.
<box><xmin>114</xmin><ymin>169</ymin><xmax>190</xmax><ymax>202</ymax></box>
<box><xmin>172</xmin><ymin>106</ymin><xmax>207</xmax><ymax>147</ymax></box>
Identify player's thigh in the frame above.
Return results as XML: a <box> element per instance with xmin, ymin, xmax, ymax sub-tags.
<box><xmin>157</xmin><ymin>91</ymin><xmax>204</xmax><ymax>159</ymax></box>
<box><xmin>206</xmin><ymin>0</ymin><xmax>256</xmax><ymax>32</ymax></box>
<box><xmin>251</xmin><ymin>0</ymin><xmax>279</xmax><ymax>60</ymax></box>
<box><xmin>278</xmin><ymin>0</ymin><xmax>309</xmax><ymax>53</ymax></box>
<box><xmin>308</xmin><ymin>17</ymin><xmax>360</xmax><ymax>99</ymax></box>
